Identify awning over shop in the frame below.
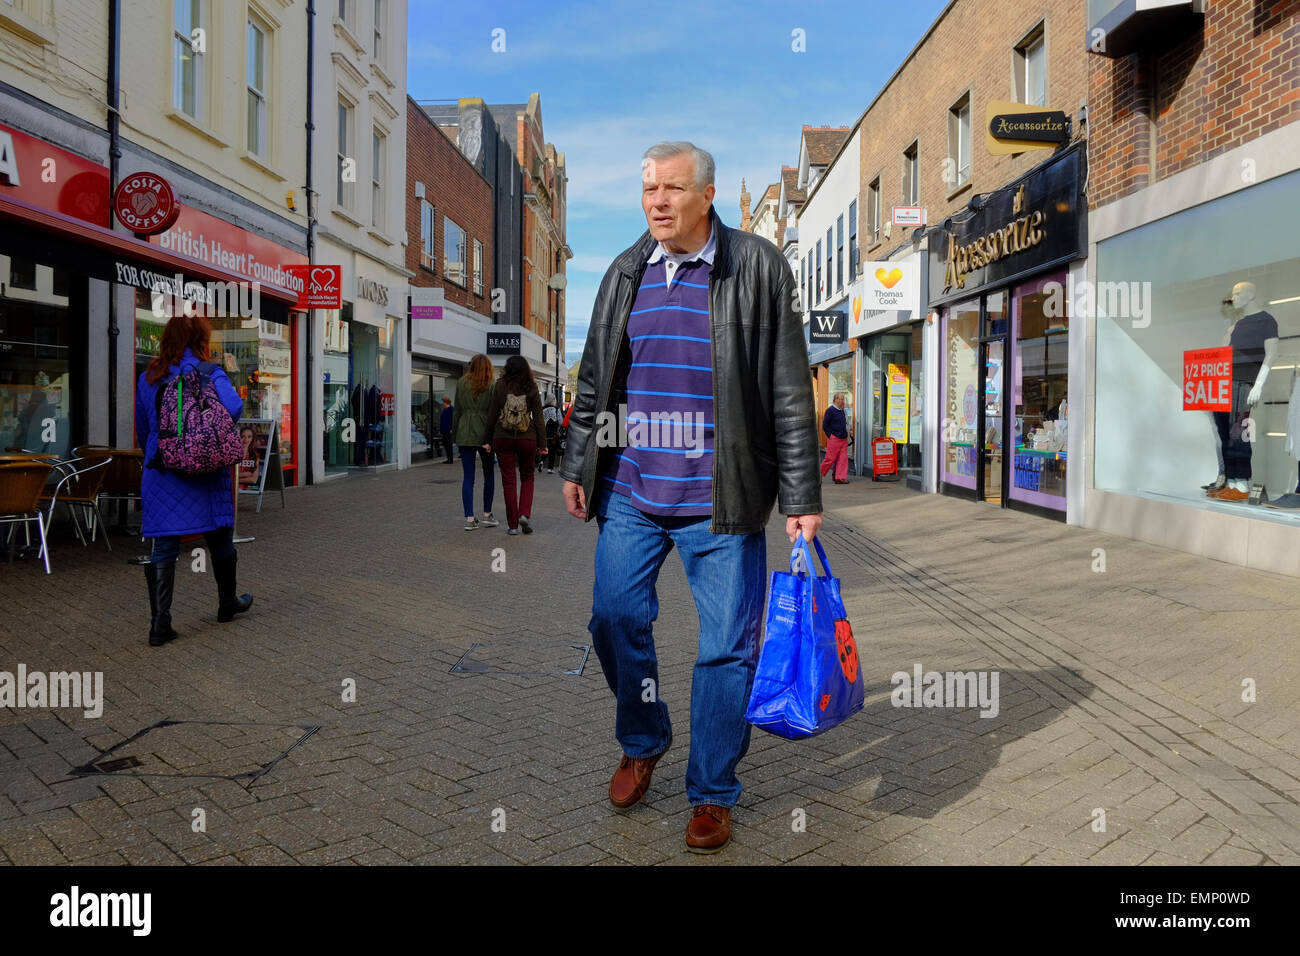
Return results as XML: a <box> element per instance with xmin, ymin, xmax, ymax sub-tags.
<box><xmin>0</xmin><ymin>194</ymin><xmax>299</xmax><ymax>322</ymax></box>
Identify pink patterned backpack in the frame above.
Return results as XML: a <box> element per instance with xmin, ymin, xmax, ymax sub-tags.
<box><xmin>152</xmin><ymin>362</ymin><xmax>243</xmax><ymax>474</ymax></box>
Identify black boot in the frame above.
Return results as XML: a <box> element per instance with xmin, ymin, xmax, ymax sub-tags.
<box><xmin>213</xmin><ymin>552</ymin><xmax>253</xmax><ymax>622</ymax></box>
<box><xmin>145</xmin><ymin>563</ymin><xmax>179</xmax><ymax>646</ymax></box>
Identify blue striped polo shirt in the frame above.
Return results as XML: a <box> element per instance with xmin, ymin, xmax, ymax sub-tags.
<box><xmin>605</xmin><ymin>236</ymin><xmax>715</xmax><ymax>517</ymax></box>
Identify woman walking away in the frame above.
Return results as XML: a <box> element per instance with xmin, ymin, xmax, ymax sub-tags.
<box><xmin>485</xmin><ymin>355</ymin><xmax>547</xmax><ymax>535</ymax></box>
<box><xmin>452</xmin><ymin>353</ymin><xmax>499</xmax><ymax>530</ymax></box>
<box><xmin>135</xmin><ymin>314</ymin><xmax>253</xmax><ymax>647</ymax></box>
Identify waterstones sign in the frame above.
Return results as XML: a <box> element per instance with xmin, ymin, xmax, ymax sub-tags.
<box><xmin>928</xmin><ymin>144</ymin><xmax>1086</xmax><ymax>303</ymax></box>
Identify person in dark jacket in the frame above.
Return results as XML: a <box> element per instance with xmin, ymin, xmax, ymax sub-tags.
<box><xmin>451</xmin><ymin>353</ymin><xmax>499</xmax><ymax>530</ymax></box>
<box><xmin>558</xmin><ymin>142</ymin><xmax>822</xmax><ymax>855</ymax></box>
<box><xmin>484</xmin><ymin>355</ymin><xmax>547</xmax><ymax>535</ymax></box>
<box><xmin>821</xmin><ymin>392</ymin><xmax>851</xmax><ymax>484</ymax></box>
<box><xmin>135</xmin><ymin>314</ymin><xmax>253</xmax><ymax>646</ymax></box>
<box><xmin>438</xmin><ymin>397</ymin><xmax>455</xmax><ymax>463</ymax></box>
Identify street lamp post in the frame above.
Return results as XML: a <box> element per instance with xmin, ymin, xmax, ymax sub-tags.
<box><xmin>547</xmin><ymin>272</ymin><xmax>567</xmax><ymax>409</ymax></box>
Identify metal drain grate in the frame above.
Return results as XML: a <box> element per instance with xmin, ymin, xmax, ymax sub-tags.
<box><xmin>451</xmin><ymin>640</ymin><xmax>591</xmax><ymax>677</ymax></box>
<box><xmin>72</xmin><ymin>719</ymin><xmax>320</xmax><ymax>782</ymax></box>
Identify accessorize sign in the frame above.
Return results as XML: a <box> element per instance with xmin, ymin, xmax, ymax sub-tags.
<box><xmin>284</xmin><ymin>264</ymin><xmax>342</xmax><ymax>308</ymax></box>
<box><xmin>113</xmin><ymin>172</ymin><xmax>181</xmax><ymax>235</ymax></box>
<box><xmin>985</xmin><ymin>100</ymin><xmax>1069</xmax><ymax>155</ymax></box>
<box><xmin>1183</xmin><ymin>347</ymin><xmax>1233</xmax><ymax>411</ymax></box>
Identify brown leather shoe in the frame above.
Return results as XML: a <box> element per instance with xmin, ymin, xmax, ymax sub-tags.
<box><xmin>685</xmin><ymin>804</ymin><xmax>732</xmax><ymax>853</ymax></box>
<box><xmin>608</xmin><ymin>746</ymin><xmax>667</xmax><ymax>809</ymax></box>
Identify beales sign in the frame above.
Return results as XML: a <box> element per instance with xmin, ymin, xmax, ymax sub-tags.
<box><xmin>928</xmin><ymin>144</ymin><xmax>1086</xmax><ymax>303</ymax></box>
<box><xmin>486</xmin><ymin>331</ymin><xmax>521</xmax><ymax>354</ymax></box>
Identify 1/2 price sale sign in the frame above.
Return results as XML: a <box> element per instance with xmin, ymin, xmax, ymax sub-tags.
<box><xmin>1183</xmin><ymin>347</ymin><xmax>1233</xmax><ymax>411</ymax></box>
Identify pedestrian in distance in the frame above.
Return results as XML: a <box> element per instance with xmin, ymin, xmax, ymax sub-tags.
<box><xmin>485</xmin><ymin>355</ymin><xmax>547</xmax><ymax>535</ymax></box>
<box><xmin>439</xmin><ymin>396</ymin><xmax>455</xmax><ymax>463</ymax></box>
<box><xmin>561</xmin><ymin>141</ymin><xmax>822</xmax><ymax>854</ymax></box>
<box><xmin>452</xmin><ymin>353</ymin><xmax>499</xmax><ymax>531</ymax></box>
<box><xmin>544</xmin><ymin>400</ymin><xmax>561</xmax><ymax>473</ymax></box>
<box><xmin>821</xmin><ymin>392</ymin><xmax>852</xmax><ymax>484</ymax></box>
<box><xmin>134</xmin><ymin>313</ymin><xmax>254</xmax><ymax>647</ymax></box>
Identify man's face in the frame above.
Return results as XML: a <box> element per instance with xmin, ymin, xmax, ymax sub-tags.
<box><xmin>834</xmin><ymin>396</ymin><xmax>846</xmax><ymax>409</ymax></box>
<box><xmin>642</xmin><ymin>153</ymin><xmax>716</xmax><ymax>250</ymax></box>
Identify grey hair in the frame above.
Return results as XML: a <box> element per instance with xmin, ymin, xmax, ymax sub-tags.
<box><xmin>643</xmin><ymin>142</ymin><xmax>715</xmax><ymax>189</ymax></box>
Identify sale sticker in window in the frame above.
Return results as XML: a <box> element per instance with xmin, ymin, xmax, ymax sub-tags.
<box><xmin>1183</xmin><ymin>346</ymin><xmax>1233</xmax><ymax>411</ymax></box>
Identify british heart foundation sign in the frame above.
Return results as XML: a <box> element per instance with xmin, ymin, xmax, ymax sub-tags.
<box><xmin>1183</xmin><ymin>347</ymin><xmax>1232</xmax><ymax>411</ymax></box>
<box><xmin>284</xmin><ymin>265</ymin><xmax>343</xmax><ymax>308</ymax></box>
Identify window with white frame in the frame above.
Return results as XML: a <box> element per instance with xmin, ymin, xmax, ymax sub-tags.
<box><xmin>371</xmin><ymin>128</ymin><xmax>385</xmax><ymax>228</ymax></box>
<box><xmin>948</xmin><ymin>94</ymin><xmax>971</xmax><ymax>190</ymax></box>
<box><xmin>903</xmin><ymin>141</ymin><xmax>919</xmax><ymax>206</ymax></box>
<box><xmin>1016</xmin><ymin>24</ymin><xmax>1047</xmax><ymax>107</ymax></box>
<box><xmin>473</xmin><ymin>239</ymin><xmax>483</xmax><ymax>296</ymax></box>
<box><xmin>848</xmin><ymin>200</ymin><xmax>858</xmax><ymax>282</ymax></box>
<box><xmin>868</xmin><ymin>176</ymin><xmax>881</xmax><ymax>244</ymax></box>
<box><xmin>173</xmin><ymin>0</ymin><xmax>203</xmax><ymax>119</ymax></box>
<box><xmin>444</xmin><ymin>218</ymin><xmax>466</xmax><ymax>286</ymax></box>
<box><xmin>246</xmin><ymin>18</ymin><xmax>268</xmax><ymax>156</ymax></box>
<box><xmin>372</xmin><ymin>0</ymin><xmax>384</xmax><ymax>65</ymax></box>
<box><xmin>825</xmin><ymin>227</ymin><xmax>833</xmax><ymax>296</ymax></box>
<box><xmin>815</xmin><ymin>240</ymin><xmax>822</xmax><ymax>305</ymax></box>
<box><xmin>836</xmin><ymin>214</ymin><xmax>844</xmax><ymax>293</ymax></box>
<box><xmin>419</xmin><ymin>200</ymin><xmax>435</xmax><ymax>270</ymax></box>
<box><xmin>337</xmin><ymin>99</ymin><xmax>354</xmax><ymax>208</ymax></box>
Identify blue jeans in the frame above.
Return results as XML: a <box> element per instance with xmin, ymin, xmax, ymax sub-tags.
<box><xmin>459</xmin><ymin>445</ymin><xmax>495</xmax><ymax>517</ymax></box>
<box><xmin>588</xmin><ymin>486</ymin><xmax>767</xmax><ymax>808</ymax></box>
<box><xmin>151</xmin><ymin>526</ymin><xmax>235</xmax><ymax>565</ymax></box>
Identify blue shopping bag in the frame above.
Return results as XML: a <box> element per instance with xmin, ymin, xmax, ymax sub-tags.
<box><xmin>745</xmin><ymin>536</ymin><xmax>864</xmax><ymax>739</ymax></box>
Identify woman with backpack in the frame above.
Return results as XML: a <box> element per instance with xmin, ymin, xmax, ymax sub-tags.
<box><xmin>134</xmin><ymin>313</ymin><xmax>253</xmax><ymax>647</ymax></box>
<box><xmin>451</xmin><ymin>353</ymin><xmax>499</xmax><ymax>531</ymax></box>
<box><xmin>484</xmin><ymin>355</ymin><xmax>547</xmax><ymax>535</ymax></box>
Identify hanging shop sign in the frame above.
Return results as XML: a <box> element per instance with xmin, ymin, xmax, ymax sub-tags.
<box><xmin>113</xmin><ymin>171</ymin><xmax>181</xmax><ymax>235</ymax></box>
<box><xmin>985</xmin><ymin>100</ymin><xmax>1070</xmax><ymax>155</ymax></box>
<box><xmin>862</xmin><ymin>260</ymin><xmax>920</xmax><ymax>313</ymax></box>
<box><xmin>284</xmin><ymin>264</ymin><xmax>342</xmax><ymax>308</ymax></box>
<box><xmin>410</xmin><ymin>285</ymin><xmax>444</xmax><ymax>320</ymax></box>
<box><xmin>1182</xmin><ymin>346</ymin><xmax>1233</xmax><ymax>411</ymax></box>
<box><xmin>892</xmin><ymin>206</ymin><xmax>924</xmax><ymax>227</ymax></box>
<box><xmin>809</xmin><ymin>310</ymin><xmax>847</xmax><ymax>344</ymax></box>
<box><xmin>928</xmin><ymin>144</ymin><xmax>1086</xmax><ymax>305</ymax></box>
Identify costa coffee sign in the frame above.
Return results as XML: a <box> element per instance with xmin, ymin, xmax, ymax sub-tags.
<box><xmin>284</xmin><ymin>264</ymin><xmax>343</xmax><ymax>309</ymax></box>
<box><xmin>113</xmin><ymin>172</ymin><xmax>181</xmax><ymax>235</ymax></box>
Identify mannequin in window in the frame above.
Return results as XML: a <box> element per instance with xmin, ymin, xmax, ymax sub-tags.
<box><xmin>1202</xmin><ymin>294</ymin><xmax>1242</xmax><ymax>493</ymax></box>
<box><xmin>1209</xmin><ymin>281</ymin><xmax>1278</xmax><ymax>502</ymax></box>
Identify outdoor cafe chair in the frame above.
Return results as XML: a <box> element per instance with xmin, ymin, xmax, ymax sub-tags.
<box><xmin>85</xmin><ymin>447</ymin><xmax>145</xmax><ymax>533</ymax></box>
<box><xmin>0</xmin><ymin>461</ymin><xmax>54</xmax><ymax>573</ymax></box>
<box><xmin>39</xmin><ymin>456</ymin><xmax>112</xmax><ymax>551</ymax></box>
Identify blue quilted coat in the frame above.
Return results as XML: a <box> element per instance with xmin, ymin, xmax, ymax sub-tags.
<box><xmin>135</xmin><ymin>348</ymin><xmax>244</xmax><ymax>537</ymax></box>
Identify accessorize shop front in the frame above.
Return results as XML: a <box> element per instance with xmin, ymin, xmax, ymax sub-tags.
<box><xmin>930</xmin><ymin>143</ymin><xmax>1087</xmax><ymax>520</ymax></box>
<box><xmin>1087</xmin><ymin>123</ymin><xmax>1300</xmax><ymax>574</ymax></box>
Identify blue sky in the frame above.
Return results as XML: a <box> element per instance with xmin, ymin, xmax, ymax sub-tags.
<box><xmin>408</xmin><ymin>0</ymin><xmax>952</xmax><ymax>366</ymax></box>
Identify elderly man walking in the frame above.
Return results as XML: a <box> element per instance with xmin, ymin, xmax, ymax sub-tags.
<box><xmin>821</xmin><ymin>392</ymin><xmax>851</xmax><ymax>483</ymax></box>
<box><xmin>560</xmin><ymin>142</ymin><xmax>822</xmax><ymax>853</ymax></box>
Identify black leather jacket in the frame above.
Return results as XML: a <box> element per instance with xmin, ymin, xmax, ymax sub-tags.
<box><xmin>560</xmin><ymin>206</ymin><xmax>822</xmax><ymax>533</ymax></box>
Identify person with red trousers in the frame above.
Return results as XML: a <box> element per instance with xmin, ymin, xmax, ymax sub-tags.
<box><xmin>821</xmin><ymin>392</ymin><xmax>851</xmax><ymax>484</ymax></box>
<box><xmin>484</xmin><ymin>355</ymin><xmax>548</xmax><ymax>535</ymax></box>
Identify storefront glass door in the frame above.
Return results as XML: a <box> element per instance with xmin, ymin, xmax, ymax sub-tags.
<box><xmin>977</xmin><ymin>292</ymin><xmax>1009</xmax><ymax>506</ymax></box>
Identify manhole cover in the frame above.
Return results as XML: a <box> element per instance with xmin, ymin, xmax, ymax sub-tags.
<box><xmin>72</xmin><ymin>719</ymin><xmax>320</xmax><ymax>782</ymax></box>
<box><xmin>451</xmin><ymin>640</ymin><xmax>591</xmax><ymax>676</ymax></box>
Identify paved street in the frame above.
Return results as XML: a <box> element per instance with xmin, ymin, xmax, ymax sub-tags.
<box><xmin>2</xmin><ymin>464</ymin><xmax>1299</xmax><ymax>866</ymax></box>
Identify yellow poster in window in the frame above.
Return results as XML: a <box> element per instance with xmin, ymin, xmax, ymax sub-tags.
<box><xmin>887</xmin><ymin>363</ymin><xmax>910</xmax><ymax>444</ymax></box>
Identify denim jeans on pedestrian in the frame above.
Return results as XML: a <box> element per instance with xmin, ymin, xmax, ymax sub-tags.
<box><xmin>459</xmin><ymin>445</ymin><xmax>495</xmax><ymax>517</ymax></box>
<box><xmin>588</xmin><ymin>485</ymin><xmax>767</xmax><ymax>808</ymax></box>
<box><xmin>151</xmin><ymin>526</ymin><xmax>236</xmax><ymax>565</ymax></box>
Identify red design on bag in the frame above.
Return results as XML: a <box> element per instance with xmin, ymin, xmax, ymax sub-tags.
<box><xmin>819</xmin><ymin>693</ymin><xmax>830</xmax><ymax>711</ymax></box>
<box><xmin>834</xmin><ymin>619</ymin><xmax>859</xmax><ymax>684</ymax></box>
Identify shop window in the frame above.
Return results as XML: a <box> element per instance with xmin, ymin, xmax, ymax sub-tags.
<box><xmin>1015</xmin><ymin>23</ymin><xmax>1047</xmax><ymax>108</ymax></box>
<box><xmin>444</xmin><ymin>218</ymin><xmax>466</xmax><ymax>287</ymax></box>
<box><xmin>948</xmin><ymin>94</ymin><xmax>972</xmax><ymax>190</ymax></box>
<box><xmin>848</xmin><ymin>200</ymin><xmax>858</xmax><ymax>282</ymax></box>
<box><xmin>419</xmin><ymin>200</ymin><xmax>435</xmax><ymax>271</ymax></box>
<box><xmin>902</xmin><ymin>141</ymin><xmax>919</xmax><ymax>206</ymax></box>
<box><xmin>1011</xmin><ymin>274</ymin><xmax>1068</xmax><ymax>508</ymax></box>
<box><xmin>7</xmin><ymin>256</ymin><xmax>36</xmax><ymax>290</ymax></box>
<box><xmin>173</xmin><ymin>0</ymin><xmax>203</xmax><ymax>120</ymax></box>
<box><xmin>2</xmin><ymin>258</ymin><xmax>72</xmax><ymax>457</ymax></box>
<box><xmin>942</xmin><ymin>302</ymin><xmax>980</xmax><ymax>490</ymax></box>
<box><xmin>246</xmin><ymin>18</ymin><xmax>268</xmax><ymax>158</ymax></box>
<box><xmin>836</xmin><ymin>214</ymin><xmax>844</xmax><ymax>294</ymax></box>
<box><xmin>1095</xmin><ymin>168</ymin><xmax>1300</xmax><ymax>517</ymax></box>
